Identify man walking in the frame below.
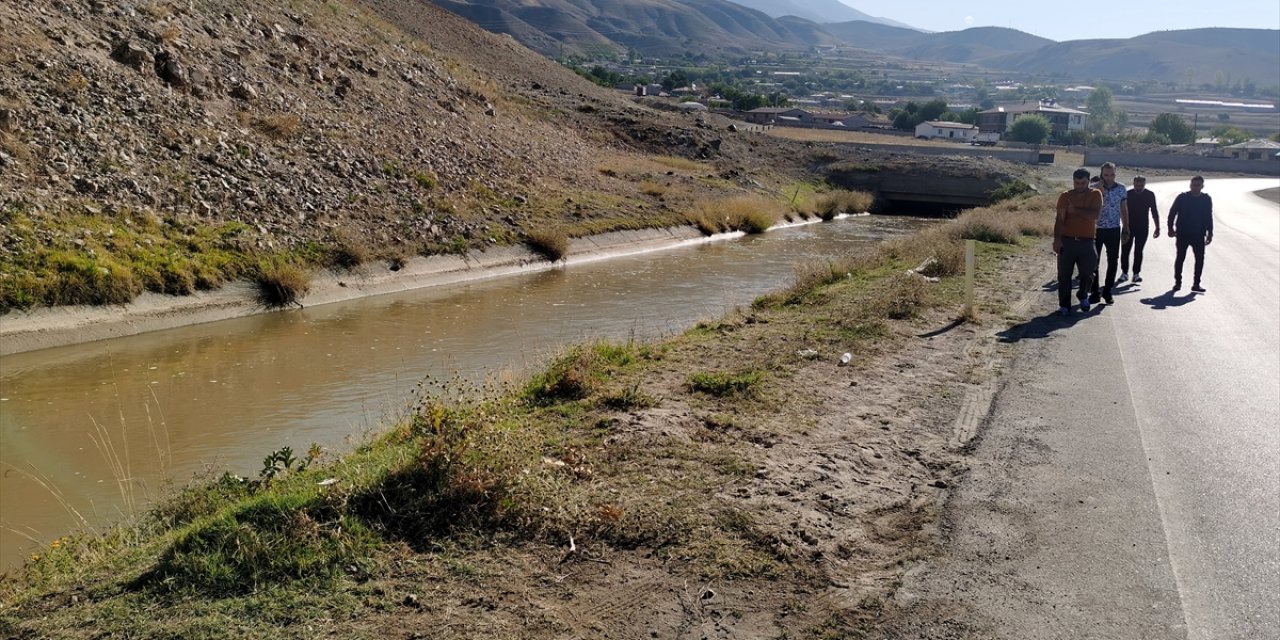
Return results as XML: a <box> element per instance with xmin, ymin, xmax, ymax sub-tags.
<box><xmin>1089</xmin><ymin>162</ymin><xmax>1129</xmax><ymax>304</ymax></box>
<box><xmin>1120</xmin><ymin>175</ymin><xmax>1160</xmax><ymax>283</ymax></box>
<box><xmin>1054</xmin><ymin>168</ymin><xmax>1103</xmax><ymax>316</ymax></box>
<box><xmin>1168</xmin><ymin>175</ymin><xmax>1213</xmax><ymax>293</ymax></box>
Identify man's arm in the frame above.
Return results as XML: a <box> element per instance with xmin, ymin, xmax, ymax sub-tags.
<box><xmin>1168</xmin><ymin>194</ymin><xmax>1181</xmax><ymax>237</ymax></box>
<box><xmin>1120</xmin><ymin>194</ymin><xmax>1130</xmax><ymax>241</ymax></box>
<box><xmin>1205</xmin><ymin>195</ymin><xmax>1213</xmax><ymax>244</ymax></box>
<box><xmin>1053</xmin><ymin>193</ymin><xmax>1068</xmax><ymax>253</ymax></box>
<box><xmin>1151</xmin><ymin>193</ymin><xmax>1161</xmax><ymax>237</ymax></box>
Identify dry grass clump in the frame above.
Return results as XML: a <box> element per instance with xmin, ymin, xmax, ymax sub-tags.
<box><xmin>652</xmin><ymin>155</ymin><xmax>705</xmax><ymax>172</ymax></box>
<box><xmin>254</xmin><ymin>257</ymin><xmax>310</xmax><ymax>308</ymax></box>
<box><xmin>686</xmin><ymin>195</ymin><xmax>784</xmax><ymax>235</ymax></box>
<box><xmin>640</xmin><ymin>181</ymin><xmax>667</xmax><ymax>198</ymax></box>
<box><xmin>251</xmin><ymin>113</ymin><xmax>302</xmax><ymax>140</ymax></box>
<box><xmin>866</xmin><ymin>271</ymin><xmax>932</xmax><ymax>319</ymax></box>
<box><xmin>526</xmin><ymin>227</ymin><xmax>571</xmax><ymax>262</ymax></box>
<box><xmin>805</xmin><ymin>189</ymin><xmax>875</xmax><ymax>221</ymax></box>
<box><xmin>328</xmin><ymin>229</ymin><xmax>371</xmax><ymax>270</ymax></box>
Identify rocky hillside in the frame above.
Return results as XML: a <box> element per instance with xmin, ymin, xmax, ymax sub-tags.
<box><xmin>0</xmin><ymin>0</ymin><xmax>813</xmax><ymax>311</ymax></box>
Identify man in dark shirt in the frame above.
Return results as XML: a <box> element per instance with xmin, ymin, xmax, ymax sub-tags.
<box><xmin>1121</xmin><ymin>175</ymin><xmax>1161</xmax><ymax>283</ymax></box>
<box><xmin>1168</xmin><ymin>175</ymin><xmax>1214</xmax><ymax>293</ymax></box>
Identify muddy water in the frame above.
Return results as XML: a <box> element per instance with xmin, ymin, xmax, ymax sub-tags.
<box><xmin>0</xmin><ymin>215</ymin><xmax>934</xmax><ymax>567</ymax></box>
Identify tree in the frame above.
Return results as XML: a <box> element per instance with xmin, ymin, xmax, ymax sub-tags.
<box><xmin>1008</xmin><ymin>115</ymin><xmax>1051</xmax><ymax>144</ymax></box>
<box><xmin>1085</xmin><ymin>86</ymin><xmax>1124</xmax><ymax>135</ymax></box>
<box><xmin>1149</xmin><ymin>113</ymin><xmax>1195</xmax><ymax>144</ymax></box>
<box><xmin>1209</xmin><ymin>125</ymin><xmax>1251</xmax><ymax>145</ymax></box>
<box><xmin>917</xmin><ymin>99</ymin><xmax>948</xmax><ymax>122</ymax></box>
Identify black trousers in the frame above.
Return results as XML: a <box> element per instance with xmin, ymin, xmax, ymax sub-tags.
<box><xmin>1175</xmin><ymin>235</ymin><xmax>1206</xmax><ymax>285</ymax></box>
<box><xmin>1121</xmin><ymin>225</ymin><xmax>1149</xmax><ymax>274</ymax></box>
<box><xmin>1091</xmin><ymin>227</ymin><xmax>1122</xmax><ymax>297</ymax></box>
<box><xmin>1058</xmin><ymin>238</ymin><xmax>1097</xmax><ymax>308</ymax></box>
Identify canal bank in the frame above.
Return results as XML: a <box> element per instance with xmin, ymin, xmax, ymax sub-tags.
<box><xmin>0</xmin><ymin>226</ymin><xmax>722</xmax><ymax>357</ymax></box>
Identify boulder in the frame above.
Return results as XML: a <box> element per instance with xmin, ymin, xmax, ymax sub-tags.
<box><xmin>111</xmin><ymin>40</ymin><xmax>152</xmax><ymax>70</ymax></box>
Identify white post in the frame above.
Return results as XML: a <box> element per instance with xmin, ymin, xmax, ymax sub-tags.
<box><xmin>964</xmin><ymin>239</ymin><xmax>976</xmax><ymax>316</ymax></box>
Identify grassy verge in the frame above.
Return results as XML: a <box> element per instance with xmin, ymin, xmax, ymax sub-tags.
<box><xmin>0</xmin><ymin>195</ymin><xmax>1056</xmax><ymax>638</ymax></box>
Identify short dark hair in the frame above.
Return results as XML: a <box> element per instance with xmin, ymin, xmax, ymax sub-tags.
<box><xmin>1100</xmin><ymin>161</ymin><xmax>1117</xmax><ymax>171</ymax></box>
<box><xmin>1191</xmin><ymin>175</ymin><xmax>1205</xmax><ymax>183</ymax></box>
<box><xmin>1073</xmin><ymin>168</ymin><xmax>1090</xmax><ymax>180</ymax></box>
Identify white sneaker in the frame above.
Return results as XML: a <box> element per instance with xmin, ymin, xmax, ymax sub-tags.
<box><xmin>1117</xmin><ymin>272</ymin><xmax>1129</xmax><ymax>283</ymax></box>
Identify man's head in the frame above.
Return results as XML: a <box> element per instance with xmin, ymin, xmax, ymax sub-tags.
<box><xmin>1132</xmin><ymin>175</ymin><xmax>1146</xmax><ymax>191</ymax></box>
<box><xmin>1073</xmin><ymin>168</ymin><xmax>1090</xmax><ymax>190</ymax></box>
<box><xmin>1190</xmin><ymin>175</ymin><xmax>1204</xmax><ymax>194</ymax></box>
<box><xmin>1100</xmin><ymin>162</ymin><xmax>1117</xmax><ymax>187</ymax></box>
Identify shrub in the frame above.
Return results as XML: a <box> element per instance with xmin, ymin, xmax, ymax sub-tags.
<box><xmin>988</xmin><ymin>179</ymin><xmax>1034</xmax><ymax>203</ymax></box>
<box><xmin>526</xmin><ymin>228</ymin><xmax>571</xmax><ymax>262</ymax></box>
<box><xmin>523</xmin><ymin>345</ymin><xmax>605</xmax><ymax>404</ymax></box>
<box><xmin>686</xmin><ymin>196</ymin><xmax>783</xmax><ymax>235</ymax></box>
<box><xmin>251</xmin><ymin>113</ymin><xmax>301</xmax><ymax>140</ymax></box>
<box><xmin>254</xmin><ymin>257</ymin><xmax>310</xmax><ymax>308</ymax></box>
<box><xmin>807</xmin><ymin>189</ymin><xmax>875</xmax><ymax>220</ymax></box>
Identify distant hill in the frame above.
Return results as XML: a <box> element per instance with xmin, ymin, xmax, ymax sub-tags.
<box><xmin>983</xmin><ymin>28</ymin><xmax>1280</xmax><ymax>85</ymax></box>
<box><xmin>822</xmin><ymin>19</ymin><xmax>923</xmax><ymax>50</ymax></box>
<box><xmin>893</xmin><ymin>27</ymin><xmax>1053</xmax><ymax>63</ymax></box>
<box><xmin>425</xmin><ymin>2</ymin><xmax>1279</xmax><ymax>87</ymax></box>
<box><xmin>428</xmin><ymin>0</ymin><xmax>837</xmax><ymax>57</ymax></box>
<box><xmin>726</xmin><ymin>0</ymin><xmax>916</xmax><ymax>29</ymax></box>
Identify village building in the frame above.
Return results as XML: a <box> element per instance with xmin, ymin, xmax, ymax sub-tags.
<box><xmin>1223</xmin><ymin>138</ymin><xmax>1280</xmax><ymax>160</ymax></box>
<box><xmin>977</xmin><ymin>100</ymin><xmax>1088</xmax><ymax>139</ymax></box>
<box><xmin>915</xmin><ymin>120</ymin><xmax>979</xmax><ymax>142</ymax></box>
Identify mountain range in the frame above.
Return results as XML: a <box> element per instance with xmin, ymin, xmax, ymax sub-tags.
<box><xmin>428</xmin><ymin>0</ymin><xmax>1280</xmax><ymax>86</ymax></box>
<box><xmin>727</xmin><ymin>0</ymin><xmax>915</xmax><ymax>29</ymax></box>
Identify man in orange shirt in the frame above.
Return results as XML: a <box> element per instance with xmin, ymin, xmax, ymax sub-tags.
<box><xmin>1054</xmin><ymin>168</ymin><xmax>1104</xmax><ymax>316</ymax></box>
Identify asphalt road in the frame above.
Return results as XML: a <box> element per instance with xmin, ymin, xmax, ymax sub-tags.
<box><xmin>892</xmin><ymin>177</ymin><xmax>1280</xmax><ymax>639</ymax></box>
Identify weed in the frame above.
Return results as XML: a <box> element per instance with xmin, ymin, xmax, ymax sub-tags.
<box><xmin>413</xmin><ymin>171</ymin><xmax>436</xmax><ymax>190</ymax></box>
<box><xmin>328</xmin><ymin>229</ymin><xmax>370</xmax><ymax>270</ymax></box>
<box><xmin>526</xmin><ymin>227</ymin><xmax>571</xmax><ymax>262</ymax></box>
<box><xmin>599</xmin><ymin>381</ymin><xmax>657</xmax><ymax>411</ymax></box>
<box><xmin>640</xmin><ymin>181</ymin><xmax>667</xmax><ymax>198</ymax></box>
<box><xmin>988</xmin><ymin>178</ymin><xmax>1035</xmax><ymax>203</ymax></box>
<box><xmin>251</xmin><ymin>114</ymin><xmax>301</xmax><ymax>140</ymax></box>
<box><xmin>686</xmin><ymin>196</ymin><xmax>783</xmax><ymax>235</ymax></box>
<box><xmin>687</xmin><ymin>370</ymin><xmax>765</xmax><ymax>398</ymax></box>
<box><xmin>523</xmin><ymin>345</ymin><xmax>605</xmax><ymax>404</ymax></box>
<box><xmin>806</xmin><ymin>189</ymin><xmax>875</xmax><ymax>220</ymax></box>
<box><xmin>253</xmin><ymin>257</ymin><xmax>309</xmax><ymax>308</ymax></box>
<box><xmin>652</xmin><ymin>156</ymin><xmax>704</xmax><ymax>171</ymax></box>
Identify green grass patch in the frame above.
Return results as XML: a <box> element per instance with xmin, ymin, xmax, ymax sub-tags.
<box><xmin>687</xmin><ymin>370</ymin><xmax>765</xmax><ymax>398</ymax></box>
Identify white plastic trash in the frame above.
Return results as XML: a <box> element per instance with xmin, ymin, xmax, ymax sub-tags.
<box><xmin>839</xmin><ymin>353</ymin><xmax>852</xmax><ymax>366</ymax></box>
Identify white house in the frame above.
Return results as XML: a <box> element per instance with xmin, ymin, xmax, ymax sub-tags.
<box><xmin>915</xmin><ymin>121</ymin><xmax>979</xmax><ymax>141</ymax></box>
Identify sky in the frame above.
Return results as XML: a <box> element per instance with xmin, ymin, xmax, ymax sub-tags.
<box><xmin>844</xmin><ymin>0</ymin><xmax>1280</xmax><ymax>41</ymax></box>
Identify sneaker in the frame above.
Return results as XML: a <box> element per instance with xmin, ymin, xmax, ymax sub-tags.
<box><xmin>1089</xmin><ymin>292</ymin><xmax>1101</xmax><ymax>304</ymax></box>
<box><xmin>1103</xmin><ymin>293</ymin><xmax>1114</xmax><ymax>304</ymax></box>
<box><xmin>1118</xmin><ymin>272</ymin><xmax>1129</xmax><ymax>283</ymax></box>
<box><xmin>1058</xmin><ymin>306</ymin><xmax>1071</xmax><ymax>317</ymax></box>
<box><xmin>1191</xmin><ymin>283</ymin><xmax>1206</xmax><ymax>293</ymax></box>
<box><xmin>1080</xmin><ymin>301</ymin><xmax>1091</xmax><ymax>313</ymax></box>
<box><xmin>1133</xmin><ymin>274</ymin><xmax>1143</xmax><ymax>283</ymax></box>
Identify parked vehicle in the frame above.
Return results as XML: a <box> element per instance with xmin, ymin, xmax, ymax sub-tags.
<box><xmin>971</xmin><ymin>132</ymin><xmax>1000</xmax><ymax>146</ymax></box>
